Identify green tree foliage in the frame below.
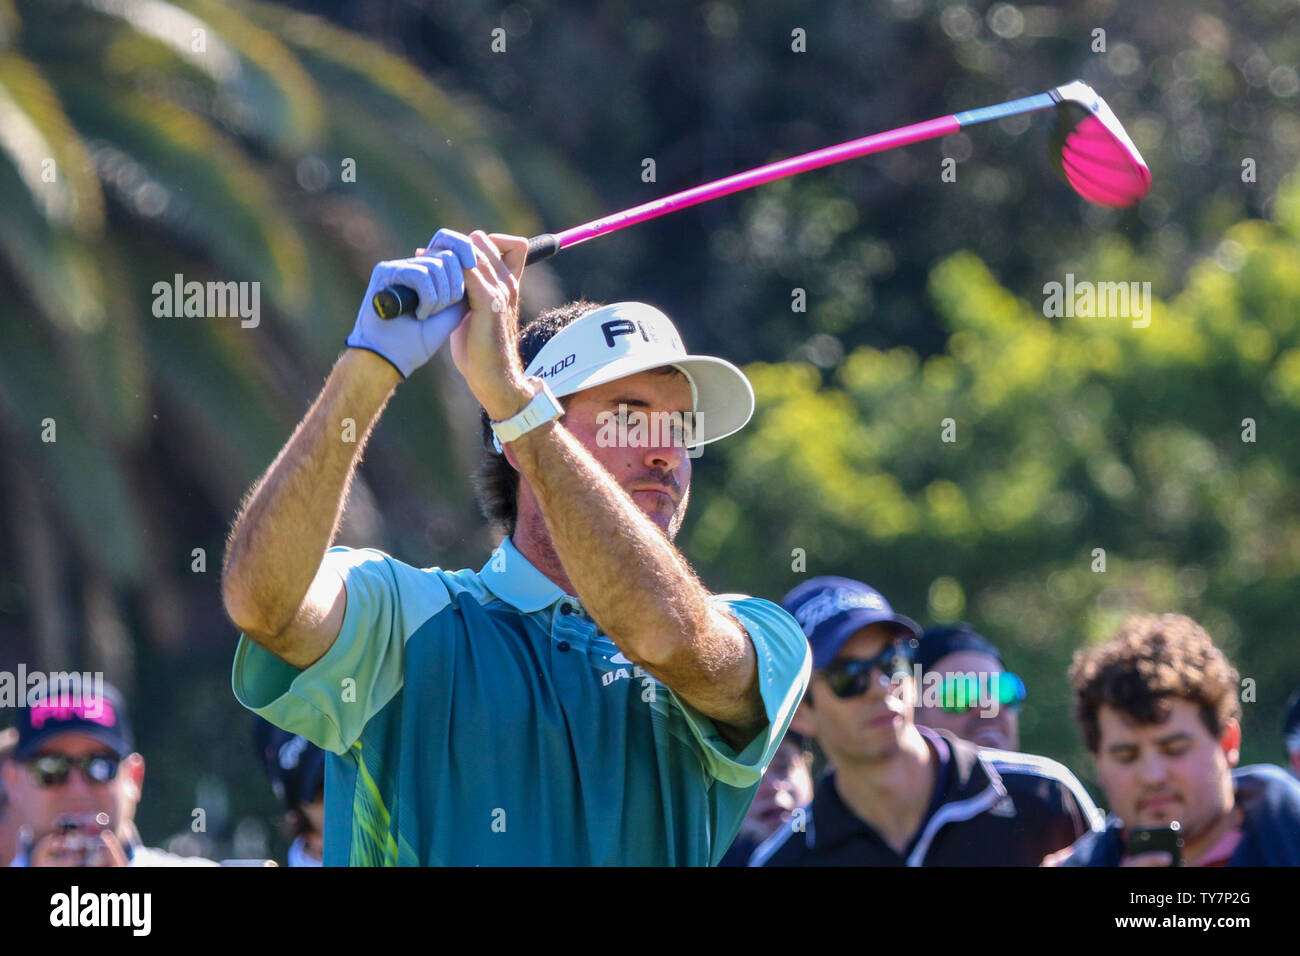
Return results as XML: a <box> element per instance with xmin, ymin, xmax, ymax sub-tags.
<box><xmin>0</xmin><ymin>0</ymin><xmax>547</xmax><ymax>856</ymax></box>
<box><xmin>685</xmin><ymin>169</ymin><xmax>1300</xmax><ymax>781</ymax></box>
<box><xmin>0</xmin><ymin>0</ymin><xmax>542</xmax><ymax>652</ymax></box>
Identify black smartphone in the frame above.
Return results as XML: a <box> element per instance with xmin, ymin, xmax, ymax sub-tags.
<box><xmin>1125</xmin><ymin>824</ymin><xmax>1183</xmax><ymax>866</ymax></box>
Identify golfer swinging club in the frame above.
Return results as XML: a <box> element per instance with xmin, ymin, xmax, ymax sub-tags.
<box><xmin>221</xmin><ymin>228</ymin><xmax>811</xmax><ymax>866</ymax></box>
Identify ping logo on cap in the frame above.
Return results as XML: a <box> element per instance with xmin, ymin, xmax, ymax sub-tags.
<box><xmin>519</xmin><ymin>301</ymin><xmax>755</xmax><ymax>448</ymax></box>
<box><xmin>599</xmin><ymin>316</ymin><xmax>682</xmax><ymax>351</ymax></box>
<box><xmin>601</xmin><ymin>319</ymin><xmax>648</xmax><ymax>347</ymax></box>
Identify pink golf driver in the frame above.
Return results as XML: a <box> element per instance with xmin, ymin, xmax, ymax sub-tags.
<box><xmin>374</xmin><ymin>79</ymin><xmax>1150</xmax><ymax>319</ymax></box>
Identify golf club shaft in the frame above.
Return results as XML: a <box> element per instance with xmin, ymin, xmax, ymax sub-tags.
<box><xmin>374</xmin><ymin>91</ymin><xmax>1059</xmax><ymax>319</ymax></box>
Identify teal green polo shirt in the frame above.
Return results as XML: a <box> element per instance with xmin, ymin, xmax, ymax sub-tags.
<box><xmin>231</xmin><ymin>538</ymin><xmax>810</xmax><ymax>866</ymax></box>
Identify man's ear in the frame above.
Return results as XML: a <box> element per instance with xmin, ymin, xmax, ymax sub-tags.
<box><xmin>121</xmin><ymin>752</ymin><xmax>145</xmax><ymax>801</ymax></box>
<box><xmin>1289</xmin><ymin>750</ymin><xmax>1300</xmax><ymax>778</ymax></box>
<box><xmin>1219</xmin><ymin>719</ymin><xmax>1241</xmax><ymax>767</ymax></box>
<box><xmin>790</xmin><ymin>696</ymin><xmax>816</xmax><ymax>739</ymax></box>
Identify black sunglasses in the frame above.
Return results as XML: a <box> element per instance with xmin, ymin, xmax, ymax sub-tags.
<box><xmin>822</xmin><ymin>639</ymin><xmax>915</xmax><ymax>699</ymax></box>
<box><xmin>25</xmin><ymin>752</ymin><xmax>120</xmax><ymax>788</ymax></box>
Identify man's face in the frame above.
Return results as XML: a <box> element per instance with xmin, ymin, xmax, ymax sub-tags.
<box><xmin>559</xmin><ymin>368</ymin><xmax>694</xmax><ymax>538</ymax></box>
<box><xmin>804</xmin><ymin>625</ymin><xmax>916</xmax><ymax>764</ymax></box>
<box><xmin>1092</xmin><ymin>699</ymin><xmax>1238</xmax><ymax>841</ymax></box>
<box><xmin>1</xmin><ymin>733</ymin><xmax>142</xmax><ymax>841</ymax></box>
<box><xmin>738</xmin><ymin>738</ymin><xmax>814</xmax><ymax>843</ymax></box>
<box><xmin>915</xmin><ymin>650</ymin><xmax>1019</xmax><ymax>751</ymax></box>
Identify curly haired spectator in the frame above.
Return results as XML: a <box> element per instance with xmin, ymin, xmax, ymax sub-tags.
<box><xmin>1051</xmin><ymin>613</ymin><xmax>1300</xmax><ymax>867</ymax></box>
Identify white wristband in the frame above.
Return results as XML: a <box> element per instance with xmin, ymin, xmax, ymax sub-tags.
<box><xmin>490</xmin><ymin>377</ymin><xmax>563</xmax><ymax>451</ymax></box>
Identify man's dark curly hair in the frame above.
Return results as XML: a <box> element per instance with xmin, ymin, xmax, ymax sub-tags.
<box><xmin>472</xmin><ymin>299</ymin><xmax>604</xmax><ymax>534</ymax></box>
<box><xmin>1068</xmin><ymin>613</ymin><xmax>1241</xmax><ymax>753</ymax></box>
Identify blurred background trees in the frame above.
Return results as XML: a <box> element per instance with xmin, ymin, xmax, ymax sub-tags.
<box><xmin>0</xmin><ymin>0</ymin><xmax>549</xmax><ymax>858</ymax></box>
<box><xmin>1</xmin><ymin>0</ymin><xmax>1297</xmax><ymax>858</ymax></box>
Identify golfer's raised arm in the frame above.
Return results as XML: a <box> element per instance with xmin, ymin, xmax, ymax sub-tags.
<box><xmin>517</xmin><ymin>427</ymin><xmax>765</xmax><ymax>742</ymax></box>
<box><xmin>451</xmin><ymin>231</ymin><xmax>765</xmax><ymax>743</ymax></box>
<box><xmin>221</xmin><ymin>348</ymin><xmax>400</xmax><ymax>667</ymax></box>
<box><xmin>222</xmin><ymin>230</ymin><xmax>482</xmax><ymax>667</ymax></box>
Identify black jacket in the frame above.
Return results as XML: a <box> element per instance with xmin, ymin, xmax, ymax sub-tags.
<box><xmin>1059</xmin><ymin>763</ymin><xmax>1300</xmax><ymax>866</ymax></box>
<box><xmin>751</xmin><ymin>727</ymin><xmax>1102</xmax><ymax>866</ymax></box>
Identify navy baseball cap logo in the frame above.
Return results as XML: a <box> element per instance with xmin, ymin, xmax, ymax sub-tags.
<box><xmin>793</xmin><ymin>587</ymin><xmax>887</xmax><ymax>634</ymax></box>
<box><xmin>781</xmin><ymin>576</ymin><xmax>920</xmax><ymax>670</ymax></box>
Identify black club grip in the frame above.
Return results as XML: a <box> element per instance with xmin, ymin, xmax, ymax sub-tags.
<box><xmin>524</xmin><ymin>233</ymin><xmax>561</xmax><ymax>263</ymax></box>
<box><xmin>373</xmin><ymin>233</ymin><xmax>561</xmax><ymax>320</ymax></box>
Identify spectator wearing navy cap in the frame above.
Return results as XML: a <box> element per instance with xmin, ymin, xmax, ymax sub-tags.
<box><xmin>914</xmin><ymin>624</ymin><xmax>1024</xmax><ymax>752</ymax></box>
<box><xmin>3</xmin><ymin>681</ymin><xmax>215</xmax><ymax>866</ymax></box>
<box><xmin>751</xmin><ymin>576</ymin><xmax>1101</xmax><ymax>866</ymax></box>
<box><xmin>253</xmin><ymin>718</ymin><xmax>326</xmax><ymax>866</ymax></box>
<box><xmin>1284</xmin><ymin>689</ymin><xmax>1300</xmax><ymax>779</ymax></box>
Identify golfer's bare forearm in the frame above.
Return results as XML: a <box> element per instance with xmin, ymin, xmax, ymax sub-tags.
<box><xmin>512</xmin><ymin>423</ymin><xmax>764</xmax><ymax>732</ymax></box>
<box><xmin>222</xmin><ymin>349</ymin><xmax>400</xmax><ymax>651</ymax></box>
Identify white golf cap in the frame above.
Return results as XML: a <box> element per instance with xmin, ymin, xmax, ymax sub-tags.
<box><xmin>523</xmin><ymin>302</ymin><xmax>755</xmax><ymax>446</ymax></box>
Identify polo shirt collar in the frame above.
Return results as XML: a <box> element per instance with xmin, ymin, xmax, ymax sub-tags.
<box><xmin>809</xmin><ymin>769</ymin><xmax>866</xmax><ymax>851</ymax></box>
<box><xmin>478</xmin><ymin>536</ymin><xmax>568</xmax><ymax>613</ymax></box>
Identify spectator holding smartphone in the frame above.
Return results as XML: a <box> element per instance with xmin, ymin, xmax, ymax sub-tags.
<box><xmin>3</xmin><ymin>682</ymin><xmax>215</xmax><ymax>867</ymax></box>
<box><xmin>1053</xmin><ymin>614</ymin><xmax>1300</xmax><ymax>867</ymax></box>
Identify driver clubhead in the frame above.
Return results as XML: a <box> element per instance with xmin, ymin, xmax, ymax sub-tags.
<box><xmin>1050</xmin><ymin>80</ymin><xmax>1151</xmax><ymax>208</ymax></box>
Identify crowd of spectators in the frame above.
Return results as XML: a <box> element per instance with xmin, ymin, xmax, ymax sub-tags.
<box><xmin>2</xmin><ymin>589</ymin><xmax>1297</xmax><ymax>867</ymax></box>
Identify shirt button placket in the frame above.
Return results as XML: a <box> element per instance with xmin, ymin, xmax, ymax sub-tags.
<box><xmin>553</xmin><ymin>602</ymin><xmax>588</xmax><ymax>695</ymax></box>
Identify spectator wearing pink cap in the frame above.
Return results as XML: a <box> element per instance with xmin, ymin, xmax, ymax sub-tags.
<box><xmin>3</xmin><ymin>681</ymin><xmax>215</xmax><ymax>867</ymax></box>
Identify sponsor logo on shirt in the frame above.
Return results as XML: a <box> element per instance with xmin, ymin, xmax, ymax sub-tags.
<box><xmin>602</xmin><ymin>663</ymin><xmax>649</xmax><ymax>686</ymax></box>
<box><xmin>601</xmin><ymin>649</ymin><xmax>649</xmax><ymax>687</ymax></box>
